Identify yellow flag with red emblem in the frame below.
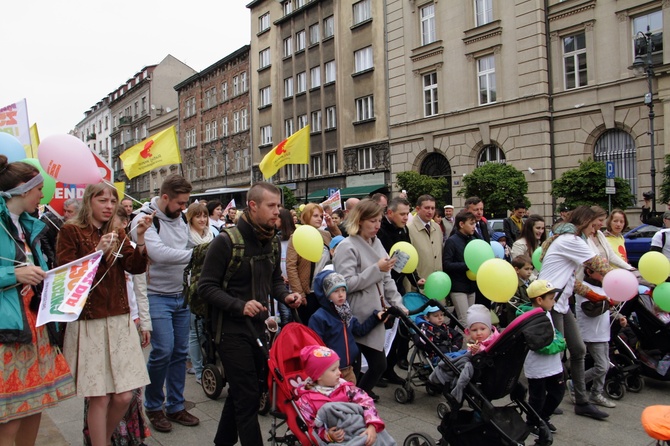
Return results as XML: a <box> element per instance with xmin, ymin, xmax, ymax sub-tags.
<box><xmin>259</xmin><ymin>125</ymin><xmax>310</xmax><ymax>179</ymax></box>
<box><xmin>120</xmin><ymin>126</ymin><xmax>182</xmax><ymax>179</ymax></box>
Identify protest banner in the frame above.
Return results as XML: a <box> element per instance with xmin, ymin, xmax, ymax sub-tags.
<box><xmin>320</xmin><ymin>189</ymin><xmax>342</xmax><ymax>211</ymax></box>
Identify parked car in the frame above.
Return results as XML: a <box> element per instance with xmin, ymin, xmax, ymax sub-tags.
<box><xmin>486</xmin><ymin>218</ymin><xmax>505</xmax><ymax>235</ymax></box>
<box><xmin>623</xmin><ymin>224</ymin><xmax>661</xmax><ymax>266</ymax></box>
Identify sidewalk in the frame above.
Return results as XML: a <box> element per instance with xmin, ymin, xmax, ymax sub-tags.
<box><xmin>40</xmin><ymin>370</ymin><xmax>670</xmax><ymax>445</ymax></box>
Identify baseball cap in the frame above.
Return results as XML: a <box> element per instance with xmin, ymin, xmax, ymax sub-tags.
<box><xmin>527</xmin><ymin>280</ymin><xmax>560</xmax><ymax>299</ymax></box>
<box><xmin>444</xmin><ymin>205</ymin><xmax>454</xmax><ymax>209</ymax></box>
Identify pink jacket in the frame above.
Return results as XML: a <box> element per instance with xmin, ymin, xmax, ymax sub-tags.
<box><xmin>467</xmin><ymin>326</ymin><xmax>501</xmax><ymax>354</ymax></box>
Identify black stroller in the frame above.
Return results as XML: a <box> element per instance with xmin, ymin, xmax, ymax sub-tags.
<box><xmin>395</xmin><ymin>300</ymin><xmax>555</xmax><ymax>446</ymax></box>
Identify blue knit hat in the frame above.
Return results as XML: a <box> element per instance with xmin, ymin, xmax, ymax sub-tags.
<box><xmin>491</xmin><ymin>232</ymin><xmax>506</xmax><ymax>242</ymax></box>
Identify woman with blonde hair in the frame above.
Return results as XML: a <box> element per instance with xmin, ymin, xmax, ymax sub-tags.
<box><xmin>0</xmin><ymin>155</ymin><xmax>75</xmax><ymax>446</ymax></box>
<box><xmin>57</xmin><ymin>182</ymin><xmax>152</xmax><ymax>446</ymax></box>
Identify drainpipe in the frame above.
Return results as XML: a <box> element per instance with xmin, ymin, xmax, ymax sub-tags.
<box><xmin>544</xmin><ymin>0</ymin><xmax>557</xmax><ymax>220</ymax></box>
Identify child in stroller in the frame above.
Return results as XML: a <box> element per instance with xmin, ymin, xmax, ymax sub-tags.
<box><xmin>416</xmin><ymin>306</ymin><xmax>464</xmax><ymax>359</ymax></box>
<box><xmin>295</xmin><ymin>345</ymin><xmax>396</xmax><ymax>445</ymax></box>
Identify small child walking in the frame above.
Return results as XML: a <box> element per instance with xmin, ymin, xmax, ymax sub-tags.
<box><xmin>295</xmin><ymin>346</ymin><xmax>396</xmax><ymax>445</ymax></box>
<box><xmin>520</xmin><ymin>280</ymin><xmax>567</xmax><ymax>435</ymax></box>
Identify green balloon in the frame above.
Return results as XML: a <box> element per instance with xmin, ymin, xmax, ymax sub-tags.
<box><xmin>424</xmin><ymin>271</ymin><xmax>452</xmax><ymax>301</ymax></box>
<box><xmin>464</xmin><ymin>239</ymin><xmax>494</xmax><ymax>273</ymax></box>
<box><xmin>532</xmin><ymin>247</ymin><xmax>543</xmax><ymax>271</ymax></box>
<box><xmin>653</xmin><ymin>283</ymin><xmax>670</xmax><ymax>312</ymax></box>
<box><xmin>20</xmin><ymin>158</ymin><xmax>56</xmax><ymax>204</ymax></box>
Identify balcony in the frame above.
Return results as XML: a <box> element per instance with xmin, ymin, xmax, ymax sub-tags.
<box><xmin>86</xmin><ymin>133</ymin><xmax>96</xmax><ymax>141</ymax></box>
<box><xmin>119</xmin><ymin>116</ymin><xmax>133</xmax><ymax>126</ymax></box>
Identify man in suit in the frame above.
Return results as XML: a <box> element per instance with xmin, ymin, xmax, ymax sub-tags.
<box><xmin>465</xmin><ymin>196</ymin><xmax>490</xmax><ymax>243</ymax></box>
<box><xmin>408</xmin><ymin>195</ymin><xmax>443</xmax><ymax>292</ymax></box>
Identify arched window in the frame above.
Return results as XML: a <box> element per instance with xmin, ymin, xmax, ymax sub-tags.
<box><xmin>419</xmin><ymin>152</ymin><xmax>452</xmax><ymax>204</ymax></box>
<box><xmin>594</xmin><ymin>129</ymin><xmax>636</xmax><ymax>199</ymax></box>
<box><xmin>477</xmin><ymin>144</ymin><xmax>506</xmax><ymax>166</ymax></box>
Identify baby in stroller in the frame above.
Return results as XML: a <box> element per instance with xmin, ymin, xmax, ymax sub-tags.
<box><xmin>295</xmin><ymin>345</ymin><xmax>396</xmax><ymax>445</ymax></box>
<box><xmin>416</xmin><ymin>305</ymin><xmax>464</xmax><ymax>359</ymax></box>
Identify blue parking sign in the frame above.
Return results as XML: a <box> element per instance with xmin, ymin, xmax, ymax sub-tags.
<box><xmin>606</xmin><ymin>161</ymin><xmax>615</xmax><ymax>179</ymax></box>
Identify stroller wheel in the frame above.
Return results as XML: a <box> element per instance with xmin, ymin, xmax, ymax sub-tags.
<box><xmin>395</xmin><ymin>387</ymin><xmax>415</xmax><ymax>404</ymax></box>
<box><xmin>258</xmin><ymin>391</ymin><xmax>270</xmax><ymax>415</ymax></box>
<box><xmin>625</xmin><ymin>374</ymin><xmax>645</xmax><ymax>393</ymax></box>
<box><xmin>201</xmin><ymin>364</ymin><xmax>224</xmax><ymax>400</ymax></box>
<box><xmin>404</xmin><ymin>432</ymin><xmax>438</xmax><ymax>446</ymax></box>
<box><xmin>604</xmin><ymin>379</ymin><xmax>626</xmax><ymax>400</ymax></box>
<box><xmin>437</xmin><ymin>402</ymin><xmax>449</xmax><ymax>420</ymax></box>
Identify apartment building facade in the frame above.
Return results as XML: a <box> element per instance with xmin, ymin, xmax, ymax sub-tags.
<box><xmin>247</xmin><ymin>0</ymin><xmax>392</xmax><ymax>201</ymax></box>
<box><xmin>75</xmin><ymin>96</ymin><xmax>113</xmax><ymax>168</ymax></box>
<box><xmin>387</xmin><ymin>0</ymin><xmax>668</xmax><ymax>219</ymax></box>
<box><xmin>175</xmin><ymin>45</ymin><xmax>252</xmax><ymax>194</ymax></box>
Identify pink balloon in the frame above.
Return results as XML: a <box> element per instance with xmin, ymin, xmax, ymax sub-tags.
<box><xmin>38</xmin><ymin>134</ymin><xmax>102</xmax><ymax>184</ymax></box>
<box><xmin>602</xmin><ymin>269</ymin><xmax>638</xmax><ymax>302</ymax></box>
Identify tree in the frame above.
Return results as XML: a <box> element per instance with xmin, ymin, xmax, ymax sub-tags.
<box><xmin>551</xmin><ymin>159</ymin><xmax>634</xmax><ymax>210</ymax></box>
<box><xmin>659</xmin><ymin>154</ymin><xmax>670</xmax><ymax>205</ymax></box>
<box><xmin>456</xmin><ymin>163</ymin><xmax>530</xmax><ymax>218</ymax></box>
<box><xmin>281</xmin><ymin>186</ymin><xmax>297</xmax><ymax>210</ymax></box>
<box><xmin>396</xmin><ymin>171</ymin><xmax>450</xmax><ymax>207</ymax></box>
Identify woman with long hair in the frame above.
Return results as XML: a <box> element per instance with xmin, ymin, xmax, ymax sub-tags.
<box><xmin>57</xmin><ymin>182</ymin><xmax>152</xmax><ymax>446</ymax></box>
<box><xmin>332</xmin><ymin>199</ymin><xmax>408</xmax><ymax>401</ymax></box>
<box><xmin>0</xmin><ymin>156</ymin><xmax>75</xmax><ymax>446</ymax></box>
<box><xmin>511</xmin><ymin>214</ymin><xmax>547</xmax><ymax>260</ymax></box>
<box><xmin>604</xmin><ymin>208</ymin><xmax>629</xmax><ymax>263</ymax></box>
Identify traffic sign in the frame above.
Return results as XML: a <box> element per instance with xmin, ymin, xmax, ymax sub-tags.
<box><xmin>606</xmin><ymin>161</ymin><xmax>615</xmax><ymax>179</ymax></box>
<box><xmin>605</xmin><ymin>186</ymin><xmax>616</xmax><ymax>195</ymax></box>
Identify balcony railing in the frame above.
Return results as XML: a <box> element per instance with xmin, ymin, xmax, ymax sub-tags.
<box><xmin>86</xmin><ymin>133</ymin><xmax>96</xmax><ymax>141</ymax></box>
<box><xmin>119</xmin><ymin>116</ymin><xmax>132</xmax><ymax>125</ymax></box>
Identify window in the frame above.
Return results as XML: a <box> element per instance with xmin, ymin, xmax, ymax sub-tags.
<box><xmin>310</xmin><ymin>66</ymin><xmax>321</xmax><ymax>89</ymax></box>
<box><xmin>423</xmin><ymin>72</ymin><xmax>438</xmax><ymax>117</ymax></box>
<box><xmin>323</xmin><ymin>16</ymin><xmax>334</xmax><ymax>38</ymax></box>
<box><xmin>222</xmin><ymin>116</ymin><xmax>228</xmax><ymax>137</ymax></box>
<box><xmin>594</xmin><ymin>130</ymin><xmax>637</xmax><ymax>199</ymax></box>
<box><xmin>284</xmin><ymin>77</ymin><xmax>294</xmax><ymax>98</ymax></box>
<box><xmin>221</xmin><ymin>82</ymin><xmax>228</xmax><ymax>101</ymax></box>
<box><xmin>185</xmin><ymin>129</ymin><xmax>197</xmax><ymax>148</ymax></box>
<box><xmin>212</xmin><ymin>120</ymin><xmax>218</xmax><ymax>139</ymax></box>
<box><xmin>326</xmin><ymin>152</ymin><xmax>338</xmax><ymax>174</ymax></box>
<box><xmin>244</xmin><ymin>148</ymin><xmax>250</xmax><ymax>170</ymax></box>
<box><xmin>326</xmin><ymin>106</ymin><xmax>336</xmax><ymax>129</ymax></box>
<box><xmin>420</xmin><ymin>3</ymin><xmax>436</xmax><ymax>45</ymax></box>
<box><xmin>311</xmin><ymin>110</ymin><xmax>322</xmax><ymax>131</ymax></box>
<box><xmin>354</xmin><ymin>47</ymin><xmax>373</xmax><ymax>73</ymax></box>
<box><xmin>259</xmin><ymin>86</ymin><xmax>271</xmax><ymax>107</ymax></box>
<box><xmin>260</xmin><ymin>125</ymin><xmax>272</xmax><ymax>145</ymax></box>
<box><xmin>477</xmin><ymin>55</ymin><xmax>496</xmax><ymax>105</ymax></box>
<box><xmin>185</xmin><ymin>97</ymin><xmax>196</xmax><ymax>118</ymax></box>
<box><xmin>563</xmin><ymin>33</ymin><xmax>587</xmax><ymax>90</ymax></box>
<box><xmin>309</xmin><ymin>24</ymin><xmax>320</xmax><ymax>45</ymax></box>
<box><xmin>296</xmin><ymin>72</ymin><xmax>307</xmax><ymax>93</ymax></box>
<box><xmin>475</xmin><ymin>0</ymin><xmax>493</xmax><ymax>27</ymax></box>
<box><xmin>233</xmin><ymin>111</ymin><xmax>240</xmax><ymax>133</ymax></box>
<box><xmin>632</xmin><ymin>10</ymin><xmax>663</xmax><ymax>65</ymax></box>
<box><xmin>477</xmin><ymin>145</ymin><xmax>506</xmax><ymax>166</ymax></box>
<box><xmin>353</xmin><ymin>0</ymin><xmax>371</xmax><ymax>25</ymax></box>
<box><xmin>205</xmin><ymin>123</ymin><xmax>212</xmax><ymax>142</ymax></box>
<box><xmin>325</xmin><ymin>60</ymin><xmax>336</xmax><ymax>83</ymax></box>
<box><xmin>296</xmin><ymin>30</ymin><xmax>306</xmax><ymax>52</ymax></box>
<box><xmin>296</xmin><ymin>0</ymin><xmax>305</xmax><ymax>7</ymax></box>
<box><xmin>283</xmin><ymin>0</ymin><xmax>292</xmax><ymax>16</ymax></box>
<box><xmin>241</xmin><ymin>108</ymin><xmax>248</xmax><ymax>130</ymax></box>
<box><xmin>259</xmin><ymin>48</ymin><xmax>270</xmax><ymax>69</ymax></box>
<box><xmin>233</xmin><ymin>76</ymin><xmax>240</xmax><ymax>96</ymax></box>
<box><xmin>285</xmin><ymin>165</ymin><xmax>295</xmax><ymax>180</ymax></box>
<box><xmin>311</xmin><ymin>156</ymin><xmax>322</xmax><ymax>176</ymax></box>
<box><xmin>283</xmin><ymin>36</ymin><xmax>293</xmax><ymax>57</ymax></box>
<box><xmin>259</xmin><ymin>12</ymin><xmax>270</xmax><ymax>32</ymax></box>
<box><xmin>141</xmin><ymin>97</ymin><xmax>147</xmax><ymax>114</ymax></box>
<box><xmin>205</xmin><ymin>87</ymin><xmax>217</xmax><ymax>109</ymax></box>
<box><xmin>241</xmin><ymin>72</ymin><xmax>248</xmax><ymax>93</ymax></box>
<box><xmin>297</xmin><ymin>114</ymin><xmax>308</xmax><ymax>129</ymax></box>
<box><xmin>355</xmin><ymin>96</ymin><xmax>374</xmax><ymax>121</ymax></box>
<box><xmin>235</xmin><ymin>150</ymin><xmax>241</xmax><ymax>171</ymax></box>
<box><xmin>285</xmin><ymin>118</ymin><xmax>295</xmax><ymax>137</ymax></box>
<box><xmin>358</xmin><ymin>147</ymin><xmax>373</xmax><ymax>170</ymax></box>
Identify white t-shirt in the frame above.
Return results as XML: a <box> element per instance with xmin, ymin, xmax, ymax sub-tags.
<box><xmin>651</xmin><ymin>228</ymin><xmax>670</xmax><ymax>259</ymax></box>
<box><xmin>575</xmin><ymin>283</ymin><xmax>610</xmax><ymax>342</ymax></box>
<box><xmin>523</xmin><ymin>311</ymin><xmax>563</xmax><ymax>379</ymax></box>
<box><xmin>538</xmin><ymin>234</ymin><xmax>595</xmax><ymax>314</ymax></box>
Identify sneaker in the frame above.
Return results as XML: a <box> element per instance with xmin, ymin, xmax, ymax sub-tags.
<box><xmin>145</xmin><ymin>409</ymin><xmax>172</xmax><ymax>433</ymax></box>
<box><xmin>186</xmin><ymin>367</ymin><xmax>196</xmax><ymax>375</ymax></box>
<box><xmin>166</xmin><ymin>409</ymin><xmax>200</xmax><ymax>426</ymax></box>
<box><xmin>566</xmin><ymin>379</ymin><xmax>576</xmax><ymax>404</ymax></box>
<box><xmin>195</xmin><ymin>377</ymin><xmax>202</xmax><ymax>385</ymax></box>
<box><xmin>574</xmin><ymin>403</ymin><xmax>609</xmax><ymax>420</ymax></box>
<box><xmin>589</xmin><ymin>393</ymin><xmax>616</xmax><ymax>408</ymax></box>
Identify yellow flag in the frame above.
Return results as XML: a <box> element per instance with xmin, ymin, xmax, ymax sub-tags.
<box><xmin>114</xmin><ymin>182</ymin><xmax>125</xmax><ymax>199</ymax></box>
<box><xmin>29</xmin><ymin>123</ymin><xmax>40</xmax><ymax>158</ymax></box>
<box><xmin>259</xmin><ymin>125</ymin><xmax>310</xmax><ymax>179</ymax></box>
<box><xmin>120</xmin><ymin>126</ymin><xmax>182</xmax><ymax>179</ymax></box>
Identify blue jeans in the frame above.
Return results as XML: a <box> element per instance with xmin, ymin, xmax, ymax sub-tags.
<box><xmin>189</xmin><ymin>313</ymin><xmax>204</xmax><ymax>380</ymax></box>
<box><xmin>144</xmin><ymin>294</ymin><xmax>190</xmax><ymax>414</ymax></box>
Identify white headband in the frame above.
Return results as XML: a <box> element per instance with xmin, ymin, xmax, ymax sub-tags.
<box><xmin>0</xmin><ymin>173</ymin><xmax>44</xmax><ymax>199</ymax></box>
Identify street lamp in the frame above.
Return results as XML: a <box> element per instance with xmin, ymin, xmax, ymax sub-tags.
<box><xmin>628</xmin><ymin>27</ymin><xmax>657</xmax><ymax>214</ymax></box>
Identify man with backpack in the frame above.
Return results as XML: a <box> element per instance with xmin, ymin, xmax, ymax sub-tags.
<box><xmin>131</xmin><ymin>174</ymin><xmax>199</xmax><ymax>432</ymax></box>
<box><xmin>198</xmin><ymin>182</ymin><xmax>302</xmax><ymax>446</ymax></box>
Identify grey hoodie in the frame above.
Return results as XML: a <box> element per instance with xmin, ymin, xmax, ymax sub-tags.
<box><xmin>132</xmin><ymin>197</ymin><xmax>192</xmax><ymax>295</ymax></box>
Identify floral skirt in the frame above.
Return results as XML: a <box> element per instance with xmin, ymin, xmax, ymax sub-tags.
<box><xmin>0</xmin><ymin>286</ymin><xmax>75</xmax><ymax>423</ymax></box>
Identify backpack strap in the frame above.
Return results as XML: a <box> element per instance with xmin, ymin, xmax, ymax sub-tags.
<box><xmin>221</xmin><ymin>226</ymin><xmax>247</xmax><ymax>291</ymax></box>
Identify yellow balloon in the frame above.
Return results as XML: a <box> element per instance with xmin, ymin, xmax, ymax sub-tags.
<box><xmin>639</xmin><ymin>251</ymin><xmax>670</xmax><ymax>285</ymax></box>
<box><xmin>466</xmin><ymin>270</ymin><xmax>477</xmax><ymax>281</ymax></box>
<box><xmin>389</xmin><ymin>241</ymin><xmax>419</xmax><ymax>274</ymax></box>
<box><xmin>292</xmin><ymin>225</ymin><xmax>323</xmax><ymax>262</ymax></box>
<box><xmin>476</xmin><ymin>259</ymin><xmax>517</xmax><ymax>303</ymax></box>
<box><xmin>299</xmin><ymin>204</ymin><xmax>306</xmax><ymax>212</ymax></box>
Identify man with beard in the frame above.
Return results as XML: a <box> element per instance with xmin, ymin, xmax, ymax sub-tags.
<box><xmin>198</xmin><ymin>182</ymin><xmax>302</xmax><ymax>445</ymax></box>
<box><xmin>132</xmin><ymin>174</ymin><xmax>199</xmax><ymax>432</ymax></box>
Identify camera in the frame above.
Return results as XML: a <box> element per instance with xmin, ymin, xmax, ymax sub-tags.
<box><xmin>643</xmin><ymin>191</ymin><xmax>654</xmax><ymax>200</ymax></box>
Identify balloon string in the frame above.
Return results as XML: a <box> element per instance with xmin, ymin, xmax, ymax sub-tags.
<box><xmin>102</xmin><ymin>180</ymin><xmax>144</xmax><ymax>207</ymax></box>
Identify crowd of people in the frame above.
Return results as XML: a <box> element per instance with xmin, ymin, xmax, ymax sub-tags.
<box><xmin>2</xmin><ymin>152</ymin><xmax>667</xmax><ymax>446</ymax></box>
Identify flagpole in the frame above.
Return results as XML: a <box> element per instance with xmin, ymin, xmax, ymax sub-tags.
<box><xmin>304</xmin><ymin>163</ymin><xmax>309</xmax><ymax>204</ymax></box>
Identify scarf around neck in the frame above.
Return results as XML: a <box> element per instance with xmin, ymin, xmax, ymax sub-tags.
<box><xmin>241</xmin><ymin>210</ymin><xmax>277</xmax><ymax>242</ymax></box>
<box><xmin>190</xmin><ymin>227</ymin><xmax>213</xmax><ymax>246</ymax></box>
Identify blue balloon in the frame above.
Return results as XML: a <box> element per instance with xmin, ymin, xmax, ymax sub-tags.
<box><xmin>491</xmin><ymin>241</ymin><xmax>505</xmax><ymax>259</ymax></box>
<box><xmin>0</xmin><ymin>133</ymin><xmax>26</xmax><ymax>163</ymax></box>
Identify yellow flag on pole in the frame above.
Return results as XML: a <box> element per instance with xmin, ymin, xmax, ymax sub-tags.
<box><xmin>29</xmin><ymin>123</ymin><xmax>40</xmax><ymax>159</ymax></box>
<box><xmin>259</xmin><ymin>125</ymin><xmax>310</xmax><ymax>179</ymax></box>
<box><xmin>119</xmin><ymin>126</ymin><xmax>182</xmax><ymax>179</ymax></box>
<box><xmin>114</xmin><ymin>182</ymin><xmax>126</xmax><ymax>199</ymax></box>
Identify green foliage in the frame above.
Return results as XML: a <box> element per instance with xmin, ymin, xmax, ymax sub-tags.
<box><xmin>456</xmin><ymin>163</ymin><xmax>530</xmax><ymax>218</ymax></box>
<box><xmin>660</xmin><ymin>154</ymin><xmax>670</xmax><ymax>205</ymax></box>
<box><xmin>396</xmin><ymin>171</ymin><xmax>450</xmax><ymax>207</ymax></box>
<box><xmin>281</xmin><ymin>186</ymin><xmax>298</xmax><ymax>209</ymax></box>
<box><xmin>551</xmin><ymin>159</ymin><xmax>634</xmax><ymax>210</ymax></box>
